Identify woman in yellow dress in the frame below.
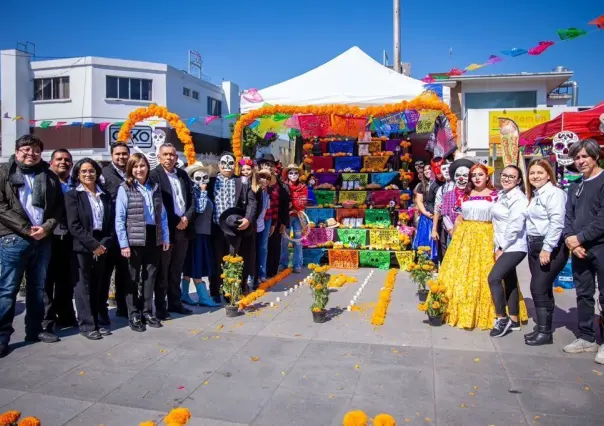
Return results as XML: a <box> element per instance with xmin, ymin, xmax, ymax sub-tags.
<box><xmin>438</xmin><ymin>163</ymin><xmax>528</xmax><ymax>330</ymax></box>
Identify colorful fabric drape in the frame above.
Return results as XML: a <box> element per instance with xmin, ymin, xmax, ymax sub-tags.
<box><xmin>384</xmin><ymin>139</ymin><xmax>401</xmax><ymax>152</ymax></box>
<box><xmin>298</xmin><ymin>115</ymin><xmax>331</xmax><ymax>138</ymax></box>
<box><xmin>403</xmin><ymin>110</ymin><xmax>419</xmax><ymax>131</ymax></box>
<box><xmin>359</xmin><ymin>250</ymin><xmax>391</xmax><ymax>270</ymax></box>
<box><xmin>314</xmin><ymin>190</ymin><xmax>337</xmax><ymax>206</ymax></box>
<box><xmin>255</xmin><ymin>116</ymin><xmax>286</xmax><ymax>137</ymax></box>
<box><xmin>557</xmin><ymin>28</ymin><xmax>587</xmax><ymax>40</ymax></box>
<box><xmin>369</xmin><ymin>229</ymin><xmax>400</xmax><ymax>246</ymax></box>
<box><xmin>334</xmin><ymin>156</ymin><xmax>362</xmax><ymax>172</ymax></box>
<box><xmin>306</xmin><ymin>208</ymin><xmax>335</xmax><ymax>225</ymax></box>
<box><xmin>301</xmin><ymin>228</ymin><xmax>335</xmax><ymax>247</ymax></box>
<box><xmin>341</xmin><ymin>173</ymin><xmax>369</xmax><ymax>186</ymax></box>
<box><xmin>501</xmin><ymin>48</ymin><xmax>528</xmax><ymax>57</ymax></box>
<box><xmin>364</xmin><ymin>209</ymin><xmax>391</xmax><ymax>227</ymax></box>
<box><xmin>303</xmin><ymin>248</ymin><xmax>326</xmax><ymax>266</ymax></box>
<box><xmin>465</xmin><ymin>63</ymin><xmax>483</xmax><ymax>71</ymax></box>
<box><xmin>528</xmin><ymin>41</ymin><xmax>555</xmax><ymax>56</ymax></box>
<box><xmin>328</xmin><ymin>249</ymin><xmax>359</xmax><ymax>269</ymax></box>
<box><xmin>330</xmin><ymin>115</ymin><xmax>367</xmax><ymax>138</ymax></box>
<box><xmin>336</xmin><ymin>229</ymin><xmax>368</xmax><ymax>246</ymax></box>
<box><xmin>486</xmin><ymin>55</ymin><xmax>503</xmax><ymax>65</ymax></box>
<box><xmin>370</xmin><ymin>172</ymin><xmax>399</xmax><ymax>187</ymax></box>
<box><xmin>363</xmin><ymin>156</ymin><xmax>389</xmax><ymax>171</ymax></box>
<box><xmin>338</xmin><ymin>191</ymin><xmax>368</xmax><ymax>205</ymax></box>
<box><xmin>395</xmin><ymin>251</ymin><xmax>415</xmax><ymax>269</ymax></box>
<box><xmin>336</xmin><ymin>208</ymin><xmax>365</xmax><ymax>223</ymax></box>
<box><xmin>310</xmin><ymin>156</ymin><xmax>334</xmax><ymax>171</ymax></box>
<box><xmin>358</xmin><ymin>141</ymin><xmax>381</xmax><ymax>156</ymax></box>
<box><xmin>314</xmin><ymin>172</ymin><xmax>339</xmax><ymax>186</ymax></box>
<box><xmin>329</xmin><ymin>141</ymin><xmax>354</xmax><ymax>154</ymax></box>
<box><xmin>416</xmin><ymin>110</ymin><xmax>440</xmax><ymax>134</ymax></box>
<box><xmin>370</xmin><ymin>190</ymin><xmax>400</xmax><ymax>207</ymax></box>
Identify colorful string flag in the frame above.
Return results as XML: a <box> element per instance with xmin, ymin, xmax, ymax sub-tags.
<box><xmin>589</xmin><ymin>15</ymin><xmax>604</xmax><ymax>28</ymax></box>
<box><xmin>421</xmin><ymin>75</ymin><xmax>436</xmax><ymax>83</ymax></box>
<box><xmin>248</xmin><ymin>120</ymin><xmax>260</xmax><ymax>129</ymax></box>
<box><xmin>29</xmin><ymin>120</ymin><xmax>36</xmax><ymax>125</ymax></box>
<box><xmin>485</xmin><ymin>55</ymin><xmax>503</xmax><ymax>65</ymax></box>
<box><xmin>528</xmin><ymin>41</ymin><xmax>555</xmax><ymax>56</ymax></box>
<box><xmin>82</xmin><ymin>122</ymin><xmax>95</xmax><ymax>128</ymax></box>
<box><xmin>224</xmin><ymin>113</ymin><xmax>240</xmax><ymax>119</ymax></box>
<box><xmin>187</xmin><ymin>117</ymin><xmax>199</xmax><ymax>126</ymax></box>
<box><xmin>447</xmin><ymin>68</ymin><xmax>466</xmax><ymax>76</ymax></box>
<box><xmin>557</xmin><ymin>28</ymin><xmax>587</xmax><ymax>40</ymax></box>
<box><xmin>40</xmin><ymin>120</ymin><xmax>52</xmax><ymax>128</ymax></box>
<box><xmin>501</xmin><ymin>48</ymin><xmax>528</xmax><ymax>57</ymax></box>
<box><xmin>70</xmin><ymin>122</ymin><xmax>82</xmax><ymax>126</ymax></box>
<box><xmin>465</xmin><ymin>63</ymin><xmax>483</xmax><ymax>71</ymax></box>
<box><xmin>273</xmin><ymin>113</ymin><xmax>291</xmax><ymax>121</ymax></box>
<box><xmin>205</xmin><ymin>116</ymin><xmax>219</xmax><ymax>125</ymax></box>
<box><xmin>55</xmin><ymin>121</ymin><xmax>67</xmax><ymax>128</ymax></box>
<box><xmin>242</xmin><ymin>88</ymin><xmax>263</xmax><ymax>103</ymax></box>
<box><xmin>99</xmin><ymin>122</ymin><xmax>111</xmax><ymax>131</ymax></box>
<box><xmin>12</xmin><ymin>116</ymin><xmax>23</xmax><ymax>121</ymax></box>
<box><xmin>2</xmin><ymin>112</ymin><xmax>9</xmax><ymax>119</ymax></box>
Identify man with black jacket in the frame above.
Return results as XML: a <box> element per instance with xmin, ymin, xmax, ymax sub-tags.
<box><xmin>150</xmin><ymin>143</ymin><xmax>196</xmax><ymax>318</ymax></box>
<box><xmin>100</xmin><ymin>143</ymin><xmax>131</xmax><ymax>323</ymax></box>
<box><xmin>562</xmin><ymin>138</ymin><xmax>604</xmax><ymax>364</ymax></box>
<box><xmin>0</xmin><ymin>135</ymin><xmax>64</xmax><ymax>357</ymax></box>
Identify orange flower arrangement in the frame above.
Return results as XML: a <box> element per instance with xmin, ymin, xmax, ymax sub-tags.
<box><xmin>163</xmin><ymin>407</ymin><xmax>192</xmax><ymax>426</ymax></box>
<box><xmin>231</xmin><ymin>92</ymin><xmax>457</xmax><ymax>163</ymax></box>
<box><xmin>400</xmin><ymin>193</ymin><xmax>411</xmax><ymax>202</ymax></box>
<box><xmin>117</xmin><ymin>104</ymin><xmax>196</xmax><ymax>165</ymax></box>
<box><xmin>399</xmin><ymin>140</ymin><xmax>411</xmax><ymax>148</ymax></box>
<box><xmin>0</xmin><ymin>411</ymin><xmax>21</xmax><ymax>425</ymax></box>
<box><xmin>399</xmin><ymin>153</ymin><xmax>412</xmax><ymax>163</ymax></box>
<box><xmin>371</xmin><ymin>269</ymin><xmax>399</xmax><ymax>326</ymax></box>
<box><xmin>18</xmin><ymin>418</ymin><xmax>41</xmax><ymax>426</ymax></box>
<box><xmin>238</xmin><ymin>268</ymin><xmax>292</xmax><ymax>309</ymax></box>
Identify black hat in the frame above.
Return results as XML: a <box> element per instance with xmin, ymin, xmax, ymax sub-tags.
<box><xmin>257</xmin><ymin>153</ymin><xmax>276</xmax><ymax>165</ymax></box>
<box><xmin>449</xmin><ymin>158</ymin><xmax>475</xmax><ymax>180</ymax></box>
<box><xmin>219</xmin><ymin>207</ymin><xmax>254</xmax><ymax>237</ymax></box>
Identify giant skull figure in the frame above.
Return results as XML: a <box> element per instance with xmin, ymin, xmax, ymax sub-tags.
<box><xmin>552</xmin><ymin>131</ymin><xmax>579</xmax><ymax>167</ymax></box>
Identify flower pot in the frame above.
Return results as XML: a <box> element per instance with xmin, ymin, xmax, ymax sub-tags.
<box><xmin>417</xmin><ymin>289</ymin><xmax>429</xmax><ymax>302</ymax></box>
<box><xmin>225</xmin><ymin>305</ymin><xmax>241</xmax><ymax>317</ymax></box>
<box><xmin>312</xmin><ymin>310</ymin><xmax>327</xmax><ymax>323</ymax></box>
<box><xmin>428</xmin><ymin>314</ymin><xmax>444</xmax><ymax>326</ymax></box>
<box><xmin>401</xmin><ymin>201</ymin><xmax>409</xmax><ymax>209</ymax></box>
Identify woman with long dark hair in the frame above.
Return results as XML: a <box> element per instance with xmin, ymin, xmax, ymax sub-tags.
<box><xmin>488</xmin><ymin>165</ymin><xmax>529</xmax><ymax>338</ymax></box>
<box><xmin>524</xmin><ymin>159</ymin><xmax>568</xmax><ymax>346</ymax></box>
<box><xmin>412</xmin><ymin>166</ymin><xmax>439</xmax><ymax>262</ymax></box>
<box><xmin>65</xmin><ymin>158</ymin><xmax>114</xmax><ymax>340</ymax></box>
<box><xmin>115</xmin><ymin>153</ymin><xmax>170</xmax><ymax>332</ymax></box>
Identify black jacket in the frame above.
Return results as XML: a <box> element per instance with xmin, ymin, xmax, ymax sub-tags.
<box><xmin>101</xmin><ymin>163</ymin><xmax>126</xmax><ymax>203</ymax></box>
<box><xmin>149</xmin><ymin>166</ymin><xmax>195</xmax><ymax>242</ymax></box>
<box><xmin>65</xmin><ymin>189</ymin><xmax>115</xmax><ymax>253</ymax></box>
<box><xmin>0</xmin><ymin>160</ymin><xmax>64</xmax><ymax>239</ymax></box>
<box><xmin>207</xmin><ymin>175</ymin><xmax>257</xmax><ymax>223</ymax></box>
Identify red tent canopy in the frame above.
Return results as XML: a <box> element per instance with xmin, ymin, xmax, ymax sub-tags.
<box><xmin>520</xmin><ymin>102</ymin><xmax>604</xmax><ymax>145</ymax></box>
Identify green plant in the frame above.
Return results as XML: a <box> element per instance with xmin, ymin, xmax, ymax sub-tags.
<box><xmin>406</xmin><ymin>246</ymin><xmax>436</xmax><ymax>291</ymax></box>
<box><xmin>229</xmin><ymin>122</ymin><xmax>278</xmax><ymax>158</ymax></box>
<box><xmin>220</xmin><ymin>255</ymin><xmax>244</xmax><ymax>306</ymax></box>
<box><xmin>307</xmin><ymin>264</ymin><xmax>330</xmax><ymax>312</ymax></box>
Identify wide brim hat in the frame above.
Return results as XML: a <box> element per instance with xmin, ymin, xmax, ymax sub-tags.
<box><xmin>449</xmin><ymin>158</ymin><xmax>476</xmax><ymax>180</ymax></box>
<box><xmin>325</xmin><ymin>218</ymin><xmax>340</xmax><ymax>229</ymax></box>
<box><xmin>286</xmin><ymin>163</ymin><xmax>300</xmax><ymax>171</ymax></box>
<box><xmin>257</xmin><ymin>168</ymin><xmax>276</xmax><ymax>185</ymax></box>
<box><xmin>257</xmin><ymin>153</ymin><xmax>276</xmax><ymax>165</ymax></box>
<box><xmin>185</xmin><ymin>162</ymin><xmax>211</xmax><ymax>179</ymax></box>
<box><xmin>219</xmin><ymin>207</ymin><xmax>254</xmax><ymax>237</ymax></box>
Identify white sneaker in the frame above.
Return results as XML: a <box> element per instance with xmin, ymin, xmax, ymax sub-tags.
<box><xmin>563</xmin><ymin>338</ymin><xmax>600</xmax><ymax>354</ymax></box>
<box><xmin>595</xmin><ymin>345</ymin><xmax>604</xmax><ymax>365</ymax></box>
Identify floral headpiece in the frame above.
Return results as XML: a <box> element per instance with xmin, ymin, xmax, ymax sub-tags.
<box><xmin>239</xmin><ymin>157</ymin><xmax>254</xmax><ymax>167</ymax></box>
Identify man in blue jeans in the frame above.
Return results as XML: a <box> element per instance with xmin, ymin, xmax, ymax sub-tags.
<box><xmin>0</xmin><ymin>135</ymin><xmax>65</xmax><ymax>357</ymax></box>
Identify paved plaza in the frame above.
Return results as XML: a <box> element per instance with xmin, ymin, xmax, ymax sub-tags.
<box><xmin>0</xmin><ymin>263</ymin><xmax>603</xmax><ymax>425</ymax></box>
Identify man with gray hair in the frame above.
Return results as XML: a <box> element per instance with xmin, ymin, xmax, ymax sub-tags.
<box><xmin>562</xmin><ymin>138</ymin><xmax>604</xmax><ymax>364</ymax></box>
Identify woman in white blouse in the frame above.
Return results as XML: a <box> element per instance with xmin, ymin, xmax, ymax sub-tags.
<box><xmin>524</xmin><ymin>159</ymin><xmax>569</xmax><ymax>346</ymax></box>
<box><xmin>488</xmin><ymin>165</ymin><xmax>529</xmax><ymax>338</ymax></box>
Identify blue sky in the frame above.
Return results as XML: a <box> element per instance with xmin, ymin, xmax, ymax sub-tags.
<box><xmin>1</xmin><ymin>0</ymin><xmax>603</xmax><ymax>104</ymax></box>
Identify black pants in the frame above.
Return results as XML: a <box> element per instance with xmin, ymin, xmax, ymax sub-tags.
<box><xmin>209</xmin><ymin>224</ymin><xmax>241</xmax><ymax>298</ymax></box>
<box><xmin>156</xmin><ymin>229</ymin><xmax>189</xmax><ymax>311</ymax></box>
<box><xmin>43</xmin><ymin>234</ymin><xmax>76</xmax><ymax>331</ymax></box>
<box><xmin>266</xmin><ymin>230</ymin><xmax>282</xmax><ymax>278</ymax></box>
<box><xmin>528</xmin><ymin>238</ymin><xmax>569</xmax><ymax>312</ymax></box>
<box><xmin>73</xmin><ymin>251</ymin><xmax>106</xmax><ymax>332</ymax></box>
<box><xmin>488</xmin><ymin>251</ymin><xmax>526</xmax><ymax>316</ymax></box>
<box><xmin>437</xmin><ymin>220</ymin><xmax>447</xmax><ymax>264</ymax></box>
<box><xmin>101</xmin><ymin>244</ymin><xmax>129</xmax><ymax>314</ymax></box>
<box><xmin>127</xmin><ymin>228</ymin><xmax>160</xmax><ymax>316</ymax></box>
<box><xmin>240</xmin><ymin>223</ymin><xmax>257</xmax><ymax>288</ymax></box>
<box><xmin>571</xmin><ymin>244</ymin><xmax>604</xmax><ymax>343</ymax></box>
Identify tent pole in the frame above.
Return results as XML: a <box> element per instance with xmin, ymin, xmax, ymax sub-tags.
<box><xmin>393</xmin><ymin>0</ymin><xmax>401</xmax><ymax>73</ymax></box>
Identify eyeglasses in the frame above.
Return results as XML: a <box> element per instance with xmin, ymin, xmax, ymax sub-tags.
<box><xmin>79</xmin><ymin>169</ymin><xmax>97</xmax><ymax>176</ymax></box>
<box><xmin>500</xmin><ymin>173</ymin><xmax>519</xmax><ymax>181</ymax></box>
<box><xmin>18</xmin><ymin>147</ymin><xmax>42</xmax><ymax>156</ymax></box>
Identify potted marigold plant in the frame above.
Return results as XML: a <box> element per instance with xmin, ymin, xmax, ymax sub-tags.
<box><xmin>308</xmin><ymin>264</ymin><xmax>331</xmax><ymax>323</ymax></box>
<box><xmin>407</xmin><ymin>246</ymin><xmax>435</xmax><ymax>302</ymax></box>
<box><xmin>221</xmin><ymin>255</ymin><xmax>244</xmax><ymax>317</ymax></box>
<box><xmin>418</xmin><ymin>281</ymin><xmax>448</xmax><ymax>326</ymax></box>
<box><xmin>399</xmin><ymin>192</ymin><xmax>411</xmax><ymax>209</ymax></box>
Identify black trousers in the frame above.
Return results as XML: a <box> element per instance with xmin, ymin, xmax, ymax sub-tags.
<box><xmin>209</xmin><ymin>223</ymin><xmax>241</xmax><ymax>298</ymax></box>
<box><xmin>43</xmin><ymin>234</ymin><xmax>76</xmax><ymax>331</ymax></box>
<box><xmin>127</xmin><ymin>228</ymin><xmax>160</xmax><ymax>316</ymax></box>
<box><xmin>266</xmin><ymin>230</ymin><xmax>282</xmax><ymax>278</ymax></box>
<box><xmin>488</xmin><ymin>251</ymin><xmax>526</xmax><ymax>316</ymax></box>
<box><xmin>240</xmin><ymin>223</ymin><xmax>257</xmax><ymax>286</ymax></box>
<box><xmin>101</xmin><ymin>244</ymin><xmax>129</xmax><ymax>314</ymax></box>
<box><xmin>156</xmin><ymin>229</ymin><xmax>189</xmax><ymax>311</ymax></box>
<box><xmin>73</xmin><ymin>250</ymin><xmax>106</xmax><ymax>332</ymax></box>
<box><xmin>437</xmin><ymin>220</ymin><xmax>447</xmax><ymax>264</ymax></box>
<box><xmin>528</xmin><ymin>238</ymin><xmax>569</xmax><ymax>312</ymax></box>
<box><xmin>571</xmin><ymin>243</ymin><xmax>604</xmax><ymax>343</ymax></box>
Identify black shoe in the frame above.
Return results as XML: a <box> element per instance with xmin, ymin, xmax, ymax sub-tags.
<box><xmin>509</xmin><ymin>319</ymin><xmax>521</xmax><ymax>331</ymax></box>
<box><xmin>156</xmin><ymin>311</ymin><xmax>172</xmax><ymax>321</ymax></box>
<box><xmin>525</xmin><ymin>307</ymin><xmax>553</xmax><ymax>346</ymax></box>
<box><xmin>524</xmin><ymin>325</ymin><xmax>539</xmax><ymax>340</ymax></box>
<box><xmin>0</xmin><ymin>344</ymin><xmax>9</xmax><ymax>358</ymax></box>
<box><xmin>98</xmin><ymin>311</ymin><xmax>111</xmax><ymax>326</ymax></box>
<box><xmin>98</xmin><ymin>327</ymin><xmax>112</xmax><ymax>336</ymax></box>
<box><xmin>129</xmin><ymin>314</ymin><xmax>146</xmax><ymax>332</ymax></box>
<box><xmin>56</xmin><ymin>317</ymin><xmax>78</xmax><ymax>328</ymax></box>
<box><xmin>168</xmin><ymin>305</ymin><xmax>193</xmax><ymax>315</ymax></box>
<box><xmin>25</xmin><ymin>331</ymin><xmax>60</xmax><ymax>343</ymax></box>
<box><xmin>142</xmin><ymin>314</ymin><xmax>162</xmax><ymax>328</ymax></box>
<box><xmin>115</xmin><ymin>309</ymin><xmax>128</xmax><ymax>318</ymax></box>
<box><xmin>490</xmin><ymin>317</ymin><xmax>512</xmax><ymax>338</ymax></box>
<box><xmin>81</xmin><ymin>330</ymin><xmax>102</xmax><ymax>340</ymax></box>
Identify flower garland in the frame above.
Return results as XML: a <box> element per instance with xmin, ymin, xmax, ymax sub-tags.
<box><xmin>238</xmin><ymin>268</ymin><xmax>292</xmax><ymax>309</ymax></box>
<box><xmin>232</xmin><ymin>92</ymin><xmax>457</xmax><ymax>163</ymax></box>
<box><xmin>117</xmin><ymin>104</ymin><xmax>196</xmax><ymax>165</ymax></box>
<box><xmin>370</xmin><ymin>269</ymin><xmax>399</xmax><ymax>326</ymax></box>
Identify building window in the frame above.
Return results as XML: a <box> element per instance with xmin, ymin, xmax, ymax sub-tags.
<box><xmin>33</xmin><ymin>77</ymin><xmax>70</xmax><ymax>101</ymax></box>
<box><xmin>183</xmin><ymin>87</ymin><xmax>191</xmax><ymax>97</ymax></box>
<box><xmin>465</xmin><ymin>91</ymin><xmax>537</xmax><ymax>109</ymax></box>
<box><xmin>106</xmin><ymin>76</ymin><xmax>152</xmax><ymax>100</ymax></box>
<box><xmin>192</xmin><ymin>90</ymin><xmax>199</xmax><ymax>100</ymax></box>
<box><xmin>207</xmin><ymin>96</ymin><xmax>222</xmax><ymax>117</ymax></box>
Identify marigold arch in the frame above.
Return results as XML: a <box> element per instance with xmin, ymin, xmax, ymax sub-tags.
<box><xmin>117</xmin><ymin>104</ymin><xmax>196</xmax><ymax>165</ymax></box>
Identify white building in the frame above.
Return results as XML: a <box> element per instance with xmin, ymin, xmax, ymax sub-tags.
<box><xmin>1</xmin><ymin>49</ymin><xmax>239</xmax><ymax>162</ymax></box>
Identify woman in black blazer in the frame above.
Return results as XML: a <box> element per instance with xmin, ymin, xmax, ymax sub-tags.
<box><xmin>65</xmin><ymin>158</ymin><xmax>115</xmax><ymax>340</ymax></box>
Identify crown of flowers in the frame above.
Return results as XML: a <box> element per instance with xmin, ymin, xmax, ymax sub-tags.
<box><xmin>239</xmin><ymin>157</ymin><xmax>254</xmax><ymax>167</ymax></box>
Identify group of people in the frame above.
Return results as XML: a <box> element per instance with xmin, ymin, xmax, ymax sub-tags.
<box><xmin>419</xmin><ymin>139</ymin><xmax>604</xmax><ymax>365</ymax></box>
<box><xmin>0</xmin><ymin>135</ymin><xmax>308</xmax><ymax>357</ymax></box>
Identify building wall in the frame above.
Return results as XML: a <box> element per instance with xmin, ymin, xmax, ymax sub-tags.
<box><xmin>461</xmin><ymin>79</ymin><xmax>550</xmax><ymax>108</ymax></box>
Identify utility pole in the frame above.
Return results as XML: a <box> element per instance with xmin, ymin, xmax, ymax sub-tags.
<box><xmin>393</xmin><ymin>0</ymin><xmax>401</xmax><ymax>73</ymax></box>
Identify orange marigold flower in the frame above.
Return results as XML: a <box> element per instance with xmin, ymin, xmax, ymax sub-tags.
<box><xmin>164</xmin><ymin>407</ymin><xmax>192</xmax><ymax>426</ymax></box>
<box><xmin>432</xmin><ymin>301</ymin><xmax>441</xmax><ymax>310</ymax></box>
<box><xmin>373</xmin><ymin>413</ymin><xmax>396</xmax><ymax>426</ymax></box>
<box><xmin>18</xmin><ymin>417</ymin><xmax>41</xmax><ymax>426</ymax></box>
<box><xmin>342</xmin><ymin>410</ymin><xmax>368</xmax><ymax>426</ymax></box>
<box><xmin>0</xmin><ymin>411</ymin><xmax>21</xmax><ymax>425</ymax></box>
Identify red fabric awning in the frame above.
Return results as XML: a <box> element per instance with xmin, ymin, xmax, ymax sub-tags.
<box><xmin>520</xmin><ymin>102</ymin><xmax>604</xmax><ymax>145</ymax></box>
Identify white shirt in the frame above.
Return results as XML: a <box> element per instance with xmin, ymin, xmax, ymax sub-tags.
<box><xmin>18</xmin><ymin>174</ymin><xmax>44</xmax><ymax>226</ymax></box>
<box><xmin>77</xmin><ymin>184</ymin><xmax>105</xmax><ymax>231</ymax></box>
<box><xmin>492</xmin><ymin>187</ymin><xmax>529</xmax><ymax>253</ymax></box>
<box><xmin>166</xmin><ymin>169</ymin><xmax>186</xmax><ymax>217</ymax></box>
<box><xmin>525</xmin><ymin>181</ymin><xmax>567</xmax><ymax>252</ymax></box>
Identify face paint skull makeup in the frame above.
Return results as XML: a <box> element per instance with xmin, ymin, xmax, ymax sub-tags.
<box><xmin>552</xmin><ymin>131</ymin><xmax>579</xmax><ymax>167</ymax></box>
<box><xmin>441</xmin><ymin>163</ymin><xmax>451</xmax><ymax>181</ymax></box>
<box><xmin>219</xmin><ymin>154</ymin><xmax>235</xmax><ymax>176</ymax></box>
<box><xmin>288</xmin><ymin>170</ymin><xmax>299</xmax><ymax>182</ymax></box>
<box><xmin>454</xmin><ymin>166</ymin><xmax>470</xmax><ymax>189</ymax></box>
<box><xmin>192</xmin><ymin>170</ymin><xmax>209</xmax><ymax>185</ymax></box>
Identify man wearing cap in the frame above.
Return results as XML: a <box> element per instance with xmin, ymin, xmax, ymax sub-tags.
<box><xmin>207</xmin><ymin>152</ymin><xmax>257</xmax><ymax>303</ymax></box>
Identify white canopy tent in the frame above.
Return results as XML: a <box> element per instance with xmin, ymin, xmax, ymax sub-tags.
<box><xmin>241</xmin><ymin>46</ymin><xmax>434</xmax><ymax>113</ymax></box>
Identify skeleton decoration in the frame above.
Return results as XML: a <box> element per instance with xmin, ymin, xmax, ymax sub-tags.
<box><xmin>132</xmin><ymin>129</ymin><xmax>173</xmax><ymax>170</ymax></box>
<box><xmin>218</xmin><ymin>153</ymin><xmax>235</xmax><ymax>176</ymax></box>
<box><xmin>552</xmin><ymin>131</ymin><xmax>579</xmax><ymax>167</ymax></box>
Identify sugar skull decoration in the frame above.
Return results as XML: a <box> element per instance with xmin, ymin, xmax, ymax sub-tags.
<box><xmin>552</xmin><ymin>131</ymin><xmax>579</xmax><ymax>166</ymax></box>
<box><xmin>186</xmin><ymin>162</ymin><xmax>210</xmax><ymax>187</ymax></box>
<box><xmin>441</xmin><ymin>162</ymin><xmax>452</xmax><ymax>182</ymax></box>
<box><xmin>218</xmin><ymin>152</ymin><xmax>235</xmax><ymax>177</ymax></box>
<box><xmin>152</xmin><ymin>129</ymin><xmax>167</xmax><ymax>148</ymax></box>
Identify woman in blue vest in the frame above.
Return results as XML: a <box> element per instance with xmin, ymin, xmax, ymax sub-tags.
<box><xmin>115</xmin><ymin>153</ymin><xmax>170</xmax><ymax>332</ymax></box>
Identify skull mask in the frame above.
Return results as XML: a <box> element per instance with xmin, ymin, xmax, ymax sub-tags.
<box><xmin>219</xmin><ymin>154</ymin><xmax>235</xmax><ymax>176</ymax></box>
<box><xmin>552</xmin><ymin>131</ymin><xmax>579</xmax><ymax>167</ymax></box>
<box><xmin>288</xmin><ymin>170</ymin><xmax>299</xmax><ymax>182</ymax></box>
<box><xmin>454</xmin><ymin>166</ymin><xmax>470</xmax><ymax>190</ymax></box>
<box><xmin>441</xmin><ymin>163</ymin><xmax>452</xmax><ymax>182</ymax></box>
<box><xmin>192</xmin><ymin>170</ymin><xmax>209</xmax><ymax>186</ymax></box>
<box><xmin>152</xmin><ymin>129</ymin><xmax>166</xmax><ymax>149</ymax></box>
